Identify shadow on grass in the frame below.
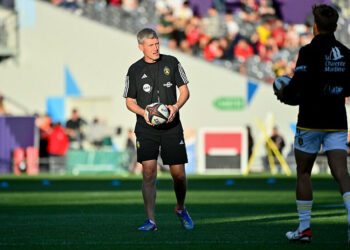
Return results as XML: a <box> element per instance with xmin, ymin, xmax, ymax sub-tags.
<box><xmin>0</xmin><ymin>201</ymin><xmax>347</xmax><ymax>249</ymax></box>
<box><xmin>0</xmin><ymin>176</ymin><xmax>339</xmax><ymax>192</ymax></box>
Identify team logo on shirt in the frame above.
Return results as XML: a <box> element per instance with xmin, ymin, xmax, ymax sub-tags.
<box><xmin>329</xmin><ymin>46</ymin><xmax>344</xmax><ymax>61</ymax></box>
<box><xmin>163</xmin><ymin>82</ymin><xmax>173</xmax><ymax>88</ymax></box>
<box><xmin>325</xmin><ymin>46</ymin><xmax>346</xmax><ymax>72</ymax></box>
<box><xmin>164</xmin><ymin>66</ymin><xmax>170</xmax><ymax>75</ymax></box>
<box><xmin>143</xmin><ymin>84</ymin><xmax>151</xmax><ymax>93</ymax></box>
<box><xmin>137</xmin><ymin>141</ymin><xmax>140</xmax><ymax>148</ymax></box>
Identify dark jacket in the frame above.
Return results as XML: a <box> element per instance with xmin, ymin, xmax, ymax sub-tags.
<box><xmin>284</xmin><ymin>33</ymin><xmax>350</xmax><ymax>131</ymax></box>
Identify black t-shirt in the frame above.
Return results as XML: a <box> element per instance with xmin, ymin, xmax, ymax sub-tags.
<box><xmin>123</xmin><ymin>54</ymin><xmax>189</xmax><ymax>134</ymax></box>
<box><xmin>284</xmin><ymin>33</ymin><xmax>350</xmax><ymax>131</ymax></box>
<box><xmin>66</xmin><ymin>118</ymin><xmax>86</xmax><ymax>141</ymax></box>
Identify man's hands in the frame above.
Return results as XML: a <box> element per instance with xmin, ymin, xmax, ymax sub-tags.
<box><xmin>143</xmin><ymin>103</ymin><xmax>179</xmax><ymax>125</ymax></box>
<box><xmin>143</xmin><ymin>106</ymin><xmax>154</xmax><ymax>126</ymax></box>
<box><xmin>166</xmin><ymin>104</ymin><xmax>178</xmax><ymax>123</ymax></box>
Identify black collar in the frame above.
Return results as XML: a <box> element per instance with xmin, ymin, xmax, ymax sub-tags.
<box><xmin>312</xmin><ymin>33</ymin><xmax>336</xmax><ymax>43</ymax></box>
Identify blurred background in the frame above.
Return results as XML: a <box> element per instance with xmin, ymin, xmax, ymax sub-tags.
<box><xmin>1</xmin><ymin>0</ymin><xmax>350</xmax><ymax>176</ymax></box>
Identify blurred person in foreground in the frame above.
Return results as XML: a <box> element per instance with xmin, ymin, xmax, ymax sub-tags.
<box><xmin>276</xmin><ymin>4</ymin><xmax>350</xmax><ymax>244</ymax></box>
<box><xmin>123</xmin><ymin>28</ymin><xmax>193</xmax><ymax>231</ymax></box>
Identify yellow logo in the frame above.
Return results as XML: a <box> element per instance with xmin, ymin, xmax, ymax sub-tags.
<box><xmin>298</xmin><ymin>138</ymin><xmax>303</xmax><ymax>146</ymax></box>
<box><xmin>164</xmin><ymin>66</ymin><xmax>170</xmax><ymax>75</ymax></box>
<box><xmin>137</xmin><ymin>141</ymin><xmax>140</xmax><ymax>148</ymax></box>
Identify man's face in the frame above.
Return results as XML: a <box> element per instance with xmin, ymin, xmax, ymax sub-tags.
<box><xmin>139</xmin><ymin>38</ymin><xmax>160</xmax><ymax>63</ymax></box>
<box><xmin>72</xmin><ymin>111</ymin><xmax>79</xmax><ymax>120</ymax></box>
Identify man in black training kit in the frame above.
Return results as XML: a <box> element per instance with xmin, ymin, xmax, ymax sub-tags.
<box><xmin>276</xmin><ymin>4</ymin><xmax>350</xmax><ymax>244</ymax></box>
<box><xmin>123</xmin><ymin>28</ymin><xmax>193</xmax><ymax>231</ymax></box>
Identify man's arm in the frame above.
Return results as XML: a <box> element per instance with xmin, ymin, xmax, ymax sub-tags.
<box><xmin>279</xmin><ymin>47</ymin><xmax>310</xmax><ymax>101</ymax></box>
<box><xmin>167</xmin><ymin>84</ymin><xmax>190</xmax><ymax>122</ymax></box>
<box><xmin>126</xmin><ymin>97</ymin><xmax>153</xmax><ymax>125</ymax></box>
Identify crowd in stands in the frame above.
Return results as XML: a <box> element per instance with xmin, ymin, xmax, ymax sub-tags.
<box><xmin>1</xmin><ymin>0</ymin><xmax>349</xmax><ymax>82</ymax></box>
<box><xmin>41</xmin><ymin>0</ymin><xmax>350</xmax><ymax>84</ymax></box>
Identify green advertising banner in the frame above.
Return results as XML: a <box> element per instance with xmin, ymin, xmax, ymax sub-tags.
<box><xmin>213</xmin><ymin>97</ymin><xmax>245</xmax><ymax>111</ymax></box>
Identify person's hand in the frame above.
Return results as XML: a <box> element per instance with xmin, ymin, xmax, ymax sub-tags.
<box><xmin>275</xmin><ymin>82</ymin><xmax>286</xmax><ymax>102</ymax></box>
<box><xmin>166</xmin><ymin>104</ymin><xmax>178</xmax><ymax>123</ymax></box>
<box><xmin>143</xmin><ymin>107</ymin><xmax>154</xmax><ymax>126</ymax></box>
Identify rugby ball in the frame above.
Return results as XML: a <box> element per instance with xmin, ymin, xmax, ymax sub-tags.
<box><xmin>273</xmin><ymin>75</ymin><xmax>300</xmax><ymax>106</ymax></box>
<box><xmin>145</xmin><ymin>103</ymin><xmax>169</xmax><ymax>125</ymax></box>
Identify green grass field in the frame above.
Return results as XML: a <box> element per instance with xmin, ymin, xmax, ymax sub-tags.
<box><xmin>0</xmin><ymin>174</ymin><xmax>348</xmax><ymax>249</ymax></box>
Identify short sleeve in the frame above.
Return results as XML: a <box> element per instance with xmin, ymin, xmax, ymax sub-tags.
<box><xmin>174</xmin><ymin>58</ymin><xmax>189</xmax><ymax>87</ymax></box>
<box><xmin>123</xmin><ymin>68</ymin><xmax>137</xmax><ymax>98</ymax></box>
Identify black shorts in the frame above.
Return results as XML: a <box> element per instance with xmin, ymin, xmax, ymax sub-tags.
<box><xmin>135</xmin><ymin>132</ymin><xmax>188</xmax><ymax>165</ymax></box>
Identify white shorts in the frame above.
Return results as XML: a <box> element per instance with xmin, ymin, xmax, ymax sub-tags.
<box><xmin>294</xmin><ymin>129</ymin><xmax>348</xmax><ymax>154</ymax></box>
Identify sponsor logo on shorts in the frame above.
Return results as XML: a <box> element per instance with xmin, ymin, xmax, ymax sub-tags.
<box><xmin>179</xmin><ymin>140</ymin><xmax>184</xmax><ymax>145</ymax></box>
<box><xmin>164</xmin><ymin>66</ymin><xmax>170</xmax><ymax>75</ymax></box>
<box><xmin>143</xmin><ymin>84</ymin><xmax>151</xmax><ymax>93</ymax></box>
<box><xmin>298</xmin><ymin>138</ymin><xmax>303</xmax><ymax>146</ymax></box>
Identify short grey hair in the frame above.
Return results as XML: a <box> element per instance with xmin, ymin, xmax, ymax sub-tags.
<box><xmin>137</xmin><ymin>28</ymin><xmax>158</xmax><ymax>44</ymax></box>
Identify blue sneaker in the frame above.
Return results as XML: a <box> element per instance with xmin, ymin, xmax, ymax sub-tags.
<box><xmin>137</xmin><ymin>220</ymin><xmax>157</xmax><ymax>231</ymax></box>
<box><xmin>175</xmin><ymin>207</ymin><xmax>194</xmax><ymax>230</ymax></box>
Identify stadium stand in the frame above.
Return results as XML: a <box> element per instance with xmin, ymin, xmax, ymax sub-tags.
<box><xmin>42</xmin><ymin>0</ymin><xmax>350</xmax><ymax>84</ymax></box>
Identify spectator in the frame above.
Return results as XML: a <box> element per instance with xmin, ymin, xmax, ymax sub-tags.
<box><xmin>36</xmin><ymin>113</ymin><xmax>52</xmax><ymax>158</ymax></box>
<box><xmin>65</xmin><ymin>108</ymin><xmax>87</xmax><ymax>149</ymax></box>
<box><xmin>259</xmin><ymin>36</ymin><xmax>279</xmax><ymax>62</ymax></box>
<box><xmin>157</xmin><ymin>8</ymin><xmax>175</xmax><ymax>46</ymax></box>
<box><xmin>247</xmin><ymin>125</ymin><xmax>254</xmax><ymax>159</ymax></box>
<box><xmin>185</xmin><ymin>16</ymin><xmax>202</xmax><ymax>55</ymax></box>
<box><xmin>47</xmin><ymin>122</ymin><xmax>69</xmax><ymax>156</ymax></box>
<box><xmin>203</xmin><ymin>6</ymin><xmax>226</xmax><ymax>39</ymax></box>
<box><xmin>108</xmin><ymin>0</ymin><xmax>121</xmax><ymax>6</ymax></box>
<box><xmin>258</xmin><ymin>0</ymin><xmax>276</xmax><ymax>21</ymax></box>
<box><xmin>173</xmin><ymin>1</ymin><xmax>193</xmax><ymax>20</ymax></box>
<box><xmin>121</xmin><ymin>0</ymin><xmax>138</xmax><ymax>13</ymax></box>
<box><xmin>273</xmin><ymin>56</ymin><xmax>288</xmax><ymax>77</ymax></box>
<box><xmin>256</xmin><ymin>20</ymin><xmax>272</xmax><ymax>45</ymax></box>
<box><xmin>219</xmin><ymin>37</ymin><xmax>233</xmax><ymax>60</ymax></box>
<box><xmin>270</xmin><ymin>126</ymin><xmax>285</xmax><ymax>155</ymax></box>
<box><xmin>234</xmin><ymin>38</ymin><xmax>254</xmax><ymax>62</ymax></box>
<box><xmin>224</xmin><ymin>11</ymin><xmax>239</xmax><ymax>41</ymax></box>
<box><xmin>239</xmin><ymin>0</ymin><xmax>259</xmax><ymax>23</ymax></box>
<box><xmin>87</xmin><ymin>118</ymin><xmax>105</xmax><ymax>148</ymax></box>
<box><xmin>264</xmin><ymin>126</ymin><xmax>285</xmax><ymax>172</ymax></box>
<box><xmin>284</xmin><ymin>24</ymin><xmax>300</xmax><ymax>50</ymax></box>
<box><xmin>204</xmin><ymin>39</ymin><xmax>223</xmax><ymax>62</ymax></box>
<box><xmin>271</xmin><ymin>19</ymin><xmax>286</xmax><ymax>48</ymax></box>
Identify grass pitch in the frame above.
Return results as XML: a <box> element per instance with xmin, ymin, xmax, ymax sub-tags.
<box><xmin>0</xmin><ymin>174</ymin><xmax>348</xmax><ymax>249</ymax></box>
